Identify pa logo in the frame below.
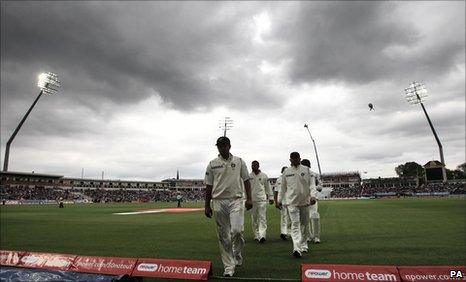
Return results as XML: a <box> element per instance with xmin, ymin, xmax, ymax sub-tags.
<box><xmin>231</xmin><ymin>163</ymin><xmax>236</xmax><ymax>168</ymax></box>
<box><xmin>301</xmin><ymin>173</ymin><xmax>305</xmax><ymax>176</ymax></box>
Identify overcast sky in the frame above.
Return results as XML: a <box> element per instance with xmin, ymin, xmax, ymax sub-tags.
<box><xmin>1</xmin><ymin>1</ymin><xmax>464</xmax><ymax>181</ymax></box>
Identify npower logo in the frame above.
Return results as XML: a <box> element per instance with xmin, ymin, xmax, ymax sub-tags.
<box><xmin>21</xmin><ymin>256</ymin><xmax>39</xmax><ymax>264</ymax></box>
<box><xmin>137</xmin><ymin>263</ymin><xmax>158</xmax><ymax>272</ymax></box>
<box><xmin>45</xmin><ymin>258</ymin><xmax>70</xmax><ymax>267</ymax></box>
<box><xmin>305</xmin><ymin>269</ymin><xmax>332</xmax><ymax>279</ymax></box>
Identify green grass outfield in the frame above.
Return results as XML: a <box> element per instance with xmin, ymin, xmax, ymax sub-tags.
<box><xmin>1</xmin><ymin>197</ymin><xmax>465</xmax><ymax>280</ymax></box>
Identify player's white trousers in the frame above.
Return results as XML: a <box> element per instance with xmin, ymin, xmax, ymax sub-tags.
<box><xmin>288</xmin><ymin>205</ymin><xmax>310</xmax><ymax>253</ymax></box>
<box><xmin>280</xmin><ymin>205</ymin><xmax>291</xmax><ymax>235</ymax></box>
<box><xmin>309</xmin><ymin>202</ymin><xmax>320</xmax><ymax>240</ymax></box>
<box><xmin>212</xmin><ymin>198</ymin><xmax>245</xmax><ymax>273</ymax></box>
<box><xmin>240</xmin><ymin>199</ymin><xmax>245</xmax><ymax>232</ymax></box>
<box><xmin>251</xmin><ymin>201</ymin><xmax>267</xmax><ymax>239</ymax></box>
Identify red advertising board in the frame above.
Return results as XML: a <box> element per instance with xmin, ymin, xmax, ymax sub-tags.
<box><xmin>16</xmin><ymin>252</ymin><xmax>76</xmax><ymax>271</ymax></box>
<box><xmin>132</xmin><ymin>258</ymin><xmax>212</xmax><ymax>280</ymax></box>
<box><xmin>69</xmin><ymin>255</ymin><xmax>137</xmax><ymax>275</ymax></box>
<box><xmin>0</xmin><ymin>250</ymin><xmax>24</xmax><ymax>266</ymax></box>
<box><xmin>398</xmin><ymin>266</ymin><xmax>466</xmax><ymax>281</ymax></box>
<box><xmin>302</xmin><ymin>264</ymin><xmax>401</xmax><ymax>282</ymax></box>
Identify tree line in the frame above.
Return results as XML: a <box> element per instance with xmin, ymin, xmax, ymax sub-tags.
<box><xmin>395</xmin><ymin>162</ymin><xmax>466</xmax><ymax>180</ymax></box>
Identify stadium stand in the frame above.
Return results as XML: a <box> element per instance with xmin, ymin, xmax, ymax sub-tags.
<box><xmin>1</xmin><ymin>186</ymin><xmax>205</xmax><ymax>203</ymax></box>
<box><xmin>322</xmin><ymin>172</ymin><xmax>361</xmax><ymax>189</ymax></box>
<box><xmin>2</xmin><ymin>186</ymin><xmax>75</xmax><ymax>201</ymax></box>
<box><xmin>330</xmin><ymin>185</ymin><xmax>363</xmax><ymax>198</ymax></box>
<box><xmin>0</xmin><ymin>171</ymin><xmax>205</xmax><ymax>203</ymax></box>
<box><xmin>1</xmin><ymin>171</ymin><xmax>464</xmax><ymax>203</ymax></box>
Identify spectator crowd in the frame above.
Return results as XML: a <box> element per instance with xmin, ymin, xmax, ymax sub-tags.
<box><xmin>0</xmin><ymin>185</ymin><xmax>205</xmax><ymax>203</ymax></box>
<box><xmin>2</xmin><ymin>182</ymin><xmax>464</xmax><ymax>203</ymax></box>
<box><xmin>1</xmin><ymin>186</ymin><xmax>74</xmax><ymax>201</ymax></box>
<box><xmin>330</xmin><ymin>182</ymin><xmax>465</xmax><ymax>198</ymax></box>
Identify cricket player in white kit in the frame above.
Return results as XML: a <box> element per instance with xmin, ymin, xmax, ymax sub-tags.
<box><xmin>249</xmin><ymin>160</ymin><xmax>274</xmax><ymax>242</ymax></box>
<box><xmin>204</xmin><ymin>136</ymin><xmax>253</xmax><ymax>277</ymax></box>
<box><xmin>278</xmin><ymin>152</ymin><xmax>317</xmax><ymax>258</ymax></box>
<box><xmin>274</xmin><ymin>166</ymin><xmax>291</xmax><ymax>240</ymax></box>
<box><xmin>309</xmin><ymin>171</ymin><xmax>322</xmax><ymax>243</ymax></box>
<box><xmin>301</xmin><ymin>159</ymin><xmax>321</xmax><ymax>244</ymax></box>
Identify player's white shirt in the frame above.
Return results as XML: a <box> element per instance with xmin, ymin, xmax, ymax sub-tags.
<box><xmin>274</xmin><ymin>174</ymin><xmax>288</xmax><ymax>205</ymax></box>
<box><xmin>249</xmin><ymin>171</ymin><xmax>273</xmax><ymax>202</ymax></box>
<box><xmin>204</xmin><ymin>154</ymin><xmax>249</xmax><ymax>199</ymax></box>
<box><xmin>280</xmin><ymin>165</ymin><xmax>312</xmax><ymax>206</ymax></box>
<box><xmin>310</xmin><ymin>171</ymin><xmax>321</xmax><ymax>196</ymax></box>
<box><xmin>309</xmin><ymin>171</ymin><xmax>318</xmax><ymax>198</ymax></box>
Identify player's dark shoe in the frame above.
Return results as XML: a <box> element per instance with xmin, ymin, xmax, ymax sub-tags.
<box><xmin>259</xmin><ymin>237</ymin><xmax>266</xmax><ymax>243</ymax></box>
<box><xmin>254</xmin><ymin>238</ymin><xmax>259</xmax><ymax>242</ymax></box>
<box><xmin>280</xmin><ymin>234</ymin><xmax>287</xmax><ymax>240</ymax></box>
<box><xmin>235</xmin><ymin>254</ymin><xmax>243</xmax><ymax>267</ymax></box>
<box><xmin>292</xmin><ymin>250</ymin><xmax>302</xmax><ymax>258</ymax></box>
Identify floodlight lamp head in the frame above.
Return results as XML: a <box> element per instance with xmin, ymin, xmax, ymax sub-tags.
<box><xmin>38</xmin><ymin>72</ymin><xmax>60</xmax><ymax>95</ymax></box>
<box><xmin>404</xmin><ymin>81</ymin><xmax>428</xmax><ymax>105</ymax></box>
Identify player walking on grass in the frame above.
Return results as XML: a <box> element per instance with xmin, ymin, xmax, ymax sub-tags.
<box><xmin>204</xmin><ymin>136</ymin><xmax>253</xmax><ymax>277</ymax></box>
<box><xmin>274</xmin><ymin>166</ymin><xmax>290</xmax><ymax>240</ymax></box>
<box><xmin>301</xmin><ymin>159</ymin><xmax>321</xmax><ymax>244</ymax></box>
<box><xmin>176</xmin><ymin>193</ymin><xmax>182</xmax><ymax>208</ymax></box>
<box><xmin>278</xmin><ymin>152</ymin><xmax>316</xmax><ymax>258</ymax></box>
<box><xmin>250</xmin><ymin>160</ymin><xmax>274</xmax><ymax>243</ymax></box>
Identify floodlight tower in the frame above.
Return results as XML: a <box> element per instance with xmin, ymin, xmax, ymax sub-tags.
<box><xmin>3</xmin><ymin>72</ymin><xmax>60</xmax><ymax>171</ymax></box>
<box><xmin>304</xmin><ymin>123</ymin><xmax>322</xmax><ymax>176</ymax></box>
<box><xmin>404</xmin><ymin>81</ymin><xmax>446</xmax><ymax>182</ymax></box>
<box><xmin>219</xmin><ymin>117</ymin><xmax>233</xmax><ymax>137</ymax></box>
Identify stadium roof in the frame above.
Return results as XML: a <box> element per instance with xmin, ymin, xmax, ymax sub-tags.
<box><xmin>424</xmin><ymin>160</ymin><xmax>444</xmax><ymax>167</ymax></box>
<box><xmin>0</xmin><ymin>171</ymin><xmax>64</xmax><ymax>179</ymax></box>
<box><xmin>321</xmin><ymin>171</ymin><xmax>361</xmax><ymax>177</ymax></box>
<box><xmin>62</xmin><ymin>177</ymin><xmax>164</xmax><ymax>183</ymax></box>
<box><xmin>161</xmin><ymin>178</ymin><xmax>204</xmax><ymax>182</ymax></box>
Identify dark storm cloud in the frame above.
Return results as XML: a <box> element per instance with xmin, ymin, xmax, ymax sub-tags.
<box><xmin>354</xmin><ymin>151</ymin><xmax>402</xmax><ymax>162</ymax></box>
<box><xmin>332</xmin><ymin>101</ymin><xmax>465</xmax><ymax>141</ymax></box>
<box><xmin>273</xmin><ymin>2</ymin><xmax>464</xmax><ymax>84</ymax></box>
<box><xmin>1</xmin><ymin>2</ymin><xmax>195</xmax><ymax>106</ymax></box>
<box><xmin>0</xmin><ymin>2</ymin><xmax>464</xmax><ymax>179</ymax></box>
<box><xmin>1</xmin><ymin>2</ymin><xmax>276</xmax><ymax>112</ymax></box>
<box><xmin>374</xmin><ymin>112</ymin><xmax>464</xmax><ymax>139</ymax></box>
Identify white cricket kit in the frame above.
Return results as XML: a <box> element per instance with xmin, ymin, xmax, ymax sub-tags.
<box><xmin>309</xmin><ymin>172</ymin><xmax>318</xmax><ymax>200</ymax></box>
<box><xmin>309</xmin><ymin>171</ymin><xmax>321</xmax><ymax>242</ymax></box>
<box><xmin>205</xmin><ymin>155</ymin><xmax>249</xmax><ymax>199</ymax></box>
<box><xmin>239</xmin><ymin>181</ymin><xmax>245</xmax><ymax>232</ymax></box>
<box><xmin>204</xmin><ymin>154</ymin><xmax>249</xmax><ymax>275</ymax></box>
<box><xmin>250</xmin><ymin>171</ymin><xmax>273</xmax><ymax>202</ymax></box>
<box><xmin>280</xmin><ymin>165</ymin><xmax>312</xmax><ymax>206</ymax></box>
<box><xmin>280</xmin><ymin>165</ymin><xmax>312</xmax><ymax>253</ymax></box>
<box><xmin>250</xmin><ymin>171</ymin><xmax>273</xmax><ymax>240</ymax></box>
<box><xmin>274</xmin><ymin>174</ymin><xmax>290</xmax><ymax>236</ymax></box>
<box><xmin>274</xmin><ymin>176</ymin><xmax>283</xmax><ymax>203</ymax></box>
